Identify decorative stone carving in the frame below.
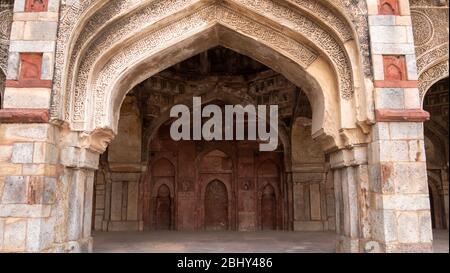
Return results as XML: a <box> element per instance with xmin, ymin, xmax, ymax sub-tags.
<box><xmin>0</xmin><ymin>7</ymin><xmax>13</xmax><ymax>76</ymax></box>
<box><xmin>80</xmin><ymin>128</ymin><xmax>116</xmax><ymax>154</ymax></box>
<box><xmin>418</xmin><ymin>60</ymin><xmax>449</xmax><ymax>99</ymax></box>
<box><xmin>335</xmin><ymin>0</ymin><xmax>372</xmax><ymax>78</ymax></box>
<box><xmin>411</xmin><ymin>1</ymin><xmax>449</xmax><ymax>98</ymax></box>
<box><xmin>416</xmin><ymin>44</ymin><xmax>448</xmax><ymax>73</ymax></box>
<box><xmin>411</xmin><ymin>11</ymin><xmax>434</xmax><ymax>47</ymax></box>
<box><xmin>88</xmin><ymin>4</ymin><xmax>322</xmax><ymax>127</ymax></box>
<box><xmin>51</xmin><ymin>0</ymin><xmax>365</xmax><ymax>131</ymax></box>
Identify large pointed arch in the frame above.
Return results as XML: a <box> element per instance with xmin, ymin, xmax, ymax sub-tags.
<box><xmin>51</xmin><ymin>0</ymin><xmax>369</xmax><ymax>150</ymax></box>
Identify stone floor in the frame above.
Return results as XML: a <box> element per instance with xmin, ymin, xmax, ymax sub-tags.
<box><xmin>92</xmin><ymin>230</ymin><xmax>449</xmax><ymax>253</ymax></box>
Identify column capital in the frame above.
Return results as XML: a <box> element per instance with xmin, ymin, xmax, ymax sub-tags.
<box><xmin>329</xmin><ymin>146</ymin><xmax>368</xmax><ymax>169</ymax></box>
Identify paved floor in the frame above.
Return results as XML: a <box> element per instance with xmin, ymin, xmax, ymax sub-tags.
<box><xmin>92</xmin><ymin>230</ymin><xmax>449</xmax><ymax>253</ymax></box>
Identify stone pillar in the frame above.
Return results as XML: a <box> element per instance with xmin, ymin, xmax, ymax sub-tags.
<box><xmin>53</xmin><ymin>129</ymin><xmax>109</xmax><ymax>252</ymax></box>
<box><xmin>368</xmin><ymin>122</ymin><xmax>432</xmax><ymax>252</ymax></box>
<box><xmin>330</xmin><ymin>147</ymin><xmax>370</xmax><ymax>253</ymax></box>
<box><xmin>1</xmin><ymin>0</ymin><xmax>59</xmax><ymax>119</ymax></box>
<box><xmin>366</xmin><ymin>0</ymin><xmax>433</xmax><ymax>252</ymax></box>
<box><xmin>0</xmin><ymin>123</ymin><xmax>59</xmax><ymax>252</ymax></box>
<box><xmin>292</xmin><ymin>165</ymin><xmax>328</xmax><ymax>231</ymax></box>
<box><xmin>0</xmin><ymin>0</ymin><xmax>62</xmax><ymax>252</ymax></box>
<box><xmin>0</xmin><ymin>124</ymin><xmax>110</xmax><ymax>252</ymax></box>
<box><xmin>284</xmin><ymin>171</ymin><xmax>294</xmax><ymax>230</ymax></box>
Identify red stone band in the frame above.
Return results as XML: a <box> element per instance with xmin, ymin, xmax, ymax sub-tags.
<box><xmin>374</xmin><ymin>80</ymin><xmax>418</xmax><ymax>88</ymax></box>
<box><xmin>5</xmin><ymin>79</ymin><xmax>53</xmax><ymax>88</ymax></box>
<box><xmin>0</xmin><ymin>109</ymin><xmax>49</xmax><ymax>123</ymax></box>
<box><xmin>375</xmin><ymin>109</ymin><xmax>430</xmax><ymax>122</ymax></box>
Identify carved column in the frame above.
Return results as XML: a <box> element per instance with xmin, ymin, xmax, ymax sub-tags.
<box><xmin>53</xmin><ymin>129</ymin><xmax>113</xmax><ymax>252</ymax></box>
<box><xmin>329</xmin><ymin>147</ymin><xmax>370</xmax><ymax>253</ymax></box>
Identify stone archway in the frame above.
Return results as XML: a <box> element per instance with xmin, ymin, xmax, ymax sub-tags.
<box><xmin>52</xmin><ymin>0</ymin><xmax>369</xmax><ymax>141</ymax></box>
<box><xmin>0</xmin><ymin>0</ymin><xmax>437</xmax><ymax>253</ymax></box>
<box><xmin>51</xmin><ymin>0</ymin><xmax>399</xmax><ymax>253</ymax></box>
<box><xmin>423</xmin><ymin>78</ymin><xmax>449</xmax><ymax>231</ymax></box>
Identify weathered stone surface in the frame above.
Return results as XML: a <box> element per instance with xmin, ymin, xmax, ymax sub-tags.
<box><xmin>11</xmin><ymin>143</ymin><xmax>33</xmax><ymax>163</ymax></box>
<box><xmin>0</xmin><ymin>124</ymin><xmax>53</xmax><ymax>144</ymax></box>
<box><xmin>3</xmin><ymin>218</ymin><xmax>27</xmax><ymax>252</ymax></box>
<box><xmin>33</xmin><ymin>142</ymin><xmax>58</xmax><ymax>164</ymax></box>
<box><xmin>0</xmin><ymin>204</ymin><xmax>52</xmax><ymax>217</ymax></box>
<box><xmin>22</xmin><ymin>21</ymin><xmax>58</xmax><ymax>41</ymax></box>
<box><xmin>9</xmin><ymin>40</ymin><xmax>55</xmax><ymax>53</ymax></box>
<box><xmin>389</xmin><ymin>122</ymin><xmax>423</xmax><ymax>140</ymax></box>
<box><xmin>42</xmin><ymin>177</ymin><xmax>56</xmax><ymax>204</ymax></box>
<box><xmin>375</xmin><ymin>88</ymin><xmax>405</xmax><ymax>109</ymax></box>
<box><xmin>375</xmin><ymin>109</ymin><xmax>430</xmax><ymax>122</ymax></box>
<box><xmin>398</xmin><ymin>212</ymin><xmax>420</xmax><ymax>243</ymax></box>
<box><xmin>0</xmin><ymin>145</ymin><xmax>13</xmax><ymax>162</ymax></box>
<box><xmin>0</xmin><ymin>109</ymin><xmax>50</xmax><ymax>124</ymax></box>
<box><xmin>2</xmin><ymin>176</ymin><xmax>27</xmax><ymax>204</ymax></box>
<box><xmin>3</xmin><ymin>88</ymin><xmax>51</xmax><ymax>109</ymax></box>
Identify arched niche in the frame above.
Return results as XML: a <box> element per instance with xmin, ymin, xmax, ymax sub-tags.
<box><xmin>148</xmin><ymin>158</ymin><xmax>175</xmax><ymax>230</ymax></box>
<box><xmin>204</xmin><ymin>179</ymin><xmax>229</xmax><ymax>231</ymax></box>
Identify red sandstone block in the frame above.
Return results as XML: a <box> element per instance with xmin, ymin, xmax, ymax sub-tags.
<box><xmin>374</xmin><ymin>80</ymin><xmax>418</xmax><ymax>88</ymax></box>
<box><xmin>374</xmin><ymin>55</ymin><xmax>418</xmax><ymax>88</ymax></box>
<box><xmin>375</xmin><ymin>109</ymin><xmax>430</xmax><ymax>122</ymax></box>
<box><xmin>25</xmin><ymin>0</ymin><xmax>48</xmax><ymax>12</ymax></box>
<box><xmin>383</xmin><ymin>55</ymin><xmax>407</xmax><ymax>81</ymax></box>
<box><xmin>378</xmin><ymin>0</ymin><xmax>400</xmax><ymax>15</ymax></box>
<box><xmin>0</xmin><ymin>109</ymin><xmax>49</xmax><ymax>123</ymax></box>
<box><xmin>19</xmin><ymin>53</ymin><xmax>42</xmax><ymax>81</ymax></box>
<box><xmin>4</xmin><ymin>53</ymin><xmax>52</xmax><ymax>88</ymax></box>
<box><xmin>4</xmin><ymin>79</ymin><xmax>52</xmax><ymax>88</ymax></box>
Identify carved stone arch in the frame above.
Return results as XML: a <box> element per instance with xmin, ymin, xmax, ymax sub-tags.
<box><xmin>198</xmin><ymin>148</ymin><xmax>234</xmax><ymax>175</ymax></box>
<box><xmin>419</xmin><ymin>60</ymin><xmax>449</xmax><ymax>104</ymax></box>
<box><xmin>52</xmin><ymin>0</ymin><xmax>368</xmax><ymax>151</ymax></box>
<box><xmin>0</xmin><ymin>3</ymin><xmax>13</xmax><ymax>109</ymax></box>
<box><xmin>0</xmin><ymin>6</ymin><xmax>13</xmax><ymax>76</ymax></box>
<box><xmin>257</xmin><ymin>159</ymin><xmax>280</xmax><ymax>177</ymax></box>
<box><xmin>53</xmin><ymin>0</ymin><xmax>362</xmax><ymax>112</ymax></box>
<box><xmin>151</xmin><ymin>157</ymin><xmax>176</xmax><ymax>182</ymax></box>
<box><xmin>145</xmin><ymin>93</ymin><xmax>255</xmax><ymax>155</ymax></box>
<box><xmin>143</xmin><ymin>92</ymin><xmax>291</xmax><ymax>164</ymax></box>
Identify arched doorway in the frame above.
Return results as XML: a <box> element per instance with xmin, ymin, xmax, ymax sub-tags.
<box><xmin>148</xmin><ymin>158</ymin><xmax>175</xmax><ymax>230</ymax></box>
<box><xmin>261</xmin><ymin>184</ymin><xmax>277</xmax><ymax>230</ymax></box>
<box><xmin>42</xmin><ymin>0</ymin><xmax>409</xmax><ymax>253</ymax></box>
<box><xmin>423</xmin><ymin>78</ymin><xmax>449</xmax><ymax>230</ymax></box>
<box><xmin>204</xmin><ymin>180</ymin><xmax>229</xmax><ymax>231</ymax></box>
<box><xmin>155</xmin><ymin>184</ymin><xmax>172</xmax><ymax>230</ymax></box>
<box><xmin>257</xmin><ymin>160</ymin><xmax>281</xmax><ymax>230</ymax></box>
